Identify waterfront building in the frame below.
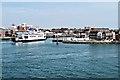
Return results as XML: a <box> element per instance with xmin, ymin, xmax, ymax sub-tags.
<box><xmin>114</xmin><ymin>30</ymin><xmax>120</xmax><ymax>41</ymax></box>
<box><xmin>89</xmin><ymin>28</ymin><xmax>111</xmax><ymax>40</ymax></box>
<box><xmin>51</xmin><ymin>28</ymin><xmax>63</xmax><ymax>33</ymax></box>
<box><xmin>105</xmin><ymin>32</ymin><xmax>112</xmax><ymax>40</ymax></box>
<box><xmin>89</xmin><ymin>30</ymin><xmax>98</xmax><ymax>40</ymax></box>
<box><xmin>80</xmin><ymin>33</ymin><xmax>87</xmax><ymax>38</ymax></box>
<box><xmin>4</xmin><ymin>30</ymin><xmax>10</xmax><ymax>37</ymax></box>
<box><xmin>97</xmin><ymin>32</ymin><xmax>103</xmax><ymax>40</ymax></box>
<box><xmin>112</xmin><ymin>31</ymin><xmax>116</xmax><ymax>41</ymax></box>
<box><xmin>53</xmin><ymin>33</ymin><xmax>63</xmax><ymax>38</ymax></box>
<box><xmin>44</xmin><ymin>31</ymin><xmax>54</xmax><ymax>38</ymax></box>
<box><xmin>0</xmin><ymin>27</ymin><xmax>5</xmax><ymax>37</ymax></box>
<box><xmin>91</xmin><ymin>28</ymin><xmax>109</xmax><ymax>31</ymax></box>
<box><xmin>118</xmin><ymin>28</ymin><xmax>120</xmax><ymax>41</ymax></box>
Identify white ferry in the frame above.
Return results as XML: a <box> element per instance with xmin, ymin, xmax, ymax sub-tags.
<box><xmin>12</xmin><ymin>31</ymin><xmax>46</xmax><ymax>42</ymax></box>
<box><xmin>11</xmin><ymin>23</ymin><xmax>47</xmax><ymax>42</ymax></box>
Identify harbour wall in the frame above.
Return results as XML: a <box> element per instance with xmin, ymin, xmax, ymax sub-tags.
<box><xmin>52</xmin><ymin>38</ymin><xmax>120</xmax><ymax>44</ymax></box>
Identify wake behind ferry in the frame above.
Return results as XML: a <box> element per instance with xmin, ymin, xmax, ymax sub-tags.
<box><xmin>11</xmin><ymin>23</ymin><xmax>46</xmax><ymax>42</ymax></box>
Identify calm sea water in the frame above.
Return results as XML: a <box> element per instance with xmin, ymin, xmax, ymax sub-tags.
<box><xmin>1</xmin><ymin>39</ymin><xmax>119</xmax><ymax>78</ymax></box>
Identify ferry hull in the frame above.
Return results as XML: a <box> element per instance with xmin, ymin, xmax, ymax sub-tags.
<box><xmin>11</xmin><ymin>38</ymin><xmax>46</xmax><ymax>42</ymax></box>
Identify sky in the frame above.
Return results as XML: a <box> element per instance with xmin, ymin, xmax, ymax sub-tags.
<box><xmin>1</xmin><ymin>2</ymin><xmax>118</xmax><ymax>29</ymax></box>
<box><xmin>1</xmin><ymin>0</ymin><xmax>120</xmax><ymax>2</ymax></box>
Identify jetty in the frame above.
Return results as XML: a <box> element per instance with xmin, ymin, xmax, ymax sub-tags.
<box><xmin>63</xmin><ymin>40</ymin><xmax>120</xmax><ymax>44</ymax></box>
<box><xmin>52</xmin><ymin>38</ymin><xmax>63</xmax><ymax>42</ymax></box>
<box><xmin>52</xmin><ymin>38</ymin><xmax>120</xmax><ymax>44</ymax></box>
<box><xmin>0</xmin><ymin>37</ymin><xmax>13</xmax><ymax>40</ymax></box>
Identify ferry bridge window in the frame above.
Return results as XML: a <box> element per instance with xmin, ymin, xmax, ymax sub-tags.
<box><xmin>19</xmin><ymin>37</ymin><xmax>22</xmax><ymax>39</ymax></box>
<box><xmin>24</xmin><ymin>36</ymin><xmax>28</xmax><ymax>38</ymax></box>
<box><xmin>30</xmin><ymin>36</ymin><xmax>36</xmax><ymax>37</ymax></box>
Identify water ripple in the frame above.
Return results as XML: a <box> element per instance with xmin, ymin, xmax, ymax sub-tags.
<box><xmin>2</xmin><ymin>39</ymin><xmax>118</xmax><ymax>78</ymax></box>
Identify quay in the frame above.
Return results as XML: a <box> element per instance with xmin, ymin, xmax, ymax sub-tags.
<box><xmin>52</xmin><ymin>38</ymin><xmax>120</xmax><ymax>44</ymax></box>
<box><xmin>52</xmin><ymin>38</ymin><xmax>63</xmax><ymax>42</ymax></box>
<box><xmin>0</xmin><ymin>37</ymin><xmax>13</xmax><ymax>40</ymax></box>
<box><xmin>63</xmin><ymin>40</ymin><xmax>120</xmax><ymax>44</ymax></box>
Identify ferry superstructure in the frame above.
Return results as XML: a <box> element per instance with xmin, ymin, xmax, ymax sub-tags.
<box><xmin>11</xmin><ymin>23</ymin><xmax>46</xmax><ymax>42</ymax></box>
<box><xmin>12</xmin><ymin>31</ymin><xmax>46</xmax><ymax>42</ymax></box>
